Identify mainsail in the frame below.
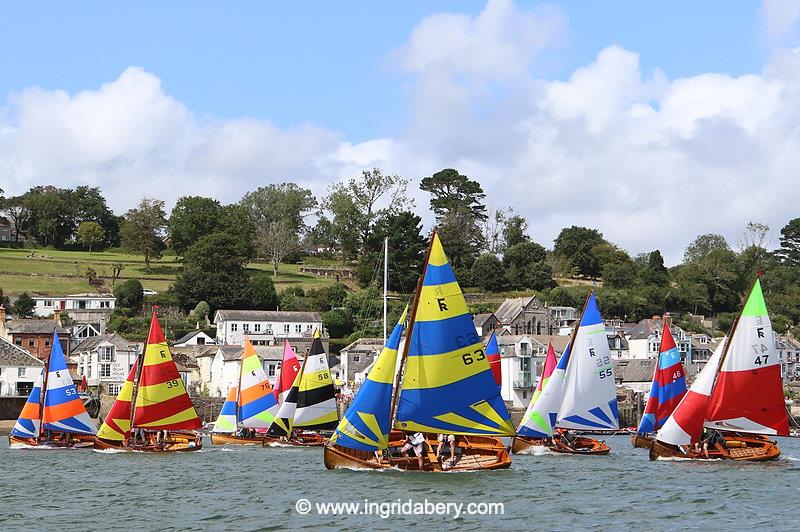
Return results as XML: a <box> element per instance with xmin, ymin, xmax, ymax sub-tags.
<box><xmin>238</xmin><ymin>338</ymin><xmax>279</xmax><ymax>428</ymax></box>
<box><xmin>485</xmin><ymin>332</ymin><xmax>502</xmax><ymax>388</ymax></box>
<box><xmin>394</xmin><ymin>232</ymin><xmax>515</xmax><ymax>436</ymax></box>
<box><xmin>212</xmin><ymin>387</ymin><xmax>239</xmax><ymax>434</ymax></box>
<box><xmin>330</xmin><ymin>306</ymin><xmax>407</xmax><ymax>451</ymax></box>
<box><xmin>10</xmin><ymin>369</ymin><xmax>43</xmax><ymax>439</ymax></box>
<box><xmin>705</xmin><ymin>278</ymin><xmax>789</xmax><ymax>435</ymax></box>
<box><xmin>656</xmin><ymin>339</ymin><xmax>726</xmax><ymax>446</ymax></box>
<box><xmin>132</xmin><ymin>312</ymin><xmax>201</xmax><ymax>431</ymax></box>
<box><xmin>556</xmin><ymin>293</ymin><xmax>619</xmax><ymax>431</ymax></box>
<box><xmin>96</xmin><ymin>362</ymin><xmax>137</xmax><ymax>441</ymax></box>
<box><xmin>42</xmin><ymin>331</ymin><xmax>96</xmax><ymax>435</ymax></box>
<box><xmin>517</xmin><ymin>341</ymin><xmax>570</xmax><ymax>438</ymax></box>
<box><xmin>267</xmin><ymin>372</ymin><xmax>300</xmax><ymax>437</ymax></box>
<box><xmin>637</xmin><ymin>322</ymin><xmax>687</xmax><ymax>434</ymax></box>
<box><xmin>293</xmin><ymin>331</ymin><xmax>338</xmax><ymax>430</ymax></box>
<box><xmin>274</xmin><ymin>339</ymin><xmax>301</xmax><ymax>403</ymax></box>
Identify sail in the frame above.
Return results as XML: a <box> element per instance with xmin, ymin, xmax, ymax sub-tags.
<box><xmin>293</xmin><ymin>331</ymin><xmax>338</xmax><ymax>429</ymax></box>
<box><xmin>10</xmin><ymin>369</ymin><xmax>43</xmax><ymax>439</ymax></box>
<box><xmin>132</xmin><ymin>312</ymin><xmax>202</xmax><ymax>431</ymax></box>
<box><xmin>267</xmin><ymin>372</ymin><xmax>301</xmax><ymax>437</ymax></box>
<box><xmin>212</xmin><ymin>387</ymin><xmax>239</xmax><ymax>434</ymax></box>
<box><xmin>531</xmin><ymin>342</ymin><xmax>558</xmax><ymax>407</ymax></box>
<box><xmin>517</xmin><ymin>342</ymin><xmax>571</xmax><ymax>438</ymax></box>
<box><xmin>274</xmin><ymin>339</ymin><xmax>301</xmax><ymax>403</ymax></box>
<box><xmin>656</xmin><ymin>338</ymin><xmax>727</xmax><ymax>446</ymax></box>
<box><xmin>637</xmin><ymin>323</ymin><xmax>687</xmax><ymax>434</ymax></box>
<box><xmin>485</xmin><ymin>332</ymin><xmax>502</xmax><ymax>388</ymax></box>
<box><xmin>96</xmin><ymin>362</ymin><xmax>137</xmax><ymax>441</ymax></box>
<box><xmin>705</xmin><ymin>279</ymin><xmax>789</xmax><ymax>435</ymax></box>
<box><xmin>238</xmin><ymin>338</ymin><xmax>279</xmax><ymax>428</ymax></box>
<box><xmin>556</xmin><ymin>293</ymin><xmax>619</xmax><ymax>431</ymax></box>
<box><xmin>394</xmin><ymin>233</ymin><xmax>515</xmax><ymax>436</ymax></box>
<box><xmin>42</xmin><ymin>331</ymin><xmax>96</xmax><ymax>435</ymax></box>
<box><xmin>330</xmin><ymin>307</ymin><xmax>407</xmax><ymax>451</ymax></box>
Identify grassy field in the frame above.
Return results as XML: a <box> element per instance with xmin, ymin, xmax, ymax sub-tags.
<box><xmin>0</xmin><ymin>248</ymin><xmax>339</xmax><ymax>295</ymax></box>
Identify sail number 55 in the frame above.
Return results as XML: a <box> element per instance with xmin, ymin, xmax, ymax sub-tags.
<box><xmin>462</xmin><ymin>349</ymin><xmax>486</xmax><ymax>365</ymax></box>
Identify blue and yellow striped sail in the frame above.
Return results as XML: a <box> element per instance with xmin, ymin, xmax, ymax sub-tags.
<box><xmin>331</xmin><ymin>306</ymin><xmax>408</xmax><ymax>451</ymax></box>
<box><xmin>394</xmin><ymin>233</ymin><xmax>515</xmax><ymax>436</ymax></box>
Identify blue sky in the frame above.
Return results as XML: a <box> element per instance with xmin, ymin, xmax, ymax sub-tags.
<box><xmin>0</xmin><ymin>1</ymin><xmax>767</xmax><ymax>141</ymax></box>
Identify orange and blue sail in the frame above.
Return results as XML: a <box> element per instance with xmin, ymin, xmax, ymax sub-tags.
<box><xmin>394</xmin><ymin>233</ymin><xmax>515</xmax><ymax>436</ymax></box>
<box><xmin>212</xmin><ymin>387</ymin><xmax>239</xmax><ymax>434</ymax></box>
<box><xmin>238</xmin><ymin>338</ymin><xmax>279</xmax><ymax>428</ymax></box>
<box><xmin>132</xmin><ymin>312</ymin><xmax>202</xmax><ymax>431</ymax></box>
<box><xmin>331</xmin><ymin>306</ymin><xmax>407</xmax><ymax>451</ymax></box>
<box><xmin>10</xmin><ymin>369</ymin><xmax>43</xmax><ymax>439</ymax></box>
<box><xmin>637</xmin><ymin>323</ymin><xmax>687</xmax><ymax>435</ymax></box>
<box><xmin>96</xmin><ymin>362</ymin><xmax>137</xmax><ymax>441</ymax></box>
<box><xmin>485</xmin><ymin>332</ymin><xmax>502</xmax><ymax>389</ymax></box>
<box><xmin>42</xmin><ymin>331</ymin><xmax>96</xmax><ymax>435</ymax></box>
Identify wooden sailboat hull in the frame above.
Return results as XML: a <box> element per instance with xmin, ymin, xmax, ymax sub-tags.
<box><xmin>512</xmin><ymin>435</ymin><xmax>610</xmax><ymax>455</ymax></box>
<box><xmin>92</xmin><ymin>431</ymin><xmax>203</xmax><ymax>452</ymax></box>
<box><xmin>8</xmin><ymin>433</ymin><xmax>95</xmax><ymax>449</ymax></box>
<box><xmin>261</xmin><ymin>432</ymin><xmax>328</xmax><ymax>447</ymax></box>
<box><xmin>511</xmin><ymin>436</ymin><xmax>550</xmax><ymax>454</ymax></box>
<box><xmin>325</xmin><ymin>433</ymin><xmax>511</xmax><ymax>471</ymax></box>
<box><xmin>631</xmin><ymin>434</ymin><xmax>654</xmax><ymax>449</ymax></box>
<box><xmin>649</xmin><ymin>434</ymin><xmax>781</xmax><ymax>461</ymax></box>
<box><xmin>210</xmin><ymin>433</ymin><xmax>263</xmax><ymax>445</ymax></box>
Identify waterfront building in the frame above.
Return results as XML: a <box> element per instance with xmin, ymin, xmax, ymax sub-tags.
<box><xmin>73</xmin><ymin>333</ymin><xmax>141</xmax><ymax>396</ymax></box>
<box><xmin>0</xmin><ymin>307</ymin><xmax>72</xmax><ymax>366</ymax></box>
<box><xmin>624</xmin><ymin>315</ymin><xmax>691</xmax><ymax>361</ymax></box>
<box><xmin>0</xmin><ymin>337</ymin><xmax>44</xmax><ymax>396</ymax></box>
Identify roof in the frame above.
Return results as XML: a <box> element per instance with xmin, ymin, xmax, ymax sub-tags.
<box><xmin>495</xmin><ymin>333</ymin><xmax>571</xmax><ymax>355</ymax></box>
<box><xmin>31</xmin><ymin>293</ymin><xmax>115</xmax><ymax>300</ymax></box>
<box><xmin>74</xmin><ymin>333</ymin><xmax>141</xmax><ymax>353</ymax></box>
<box><xmin>613</xmin><ymin>359</ymin><xmax>656</xmax><ymax>383</ymax></box>
<box><xmin>341</xmin><ymin>337</ymin><xmax>385</xmax><ymax>353</ymax></box>
<box><xmin>0</xmin><ymin>338</ymin><xmax>44</xmax><ymax>366</ymax></box>
<box><xmin>625</xmin><ymin>319</ymin><xmax>688</xmax><ymax>341</ymax></box>
<box><xmin>172</xmin><ymin>351</ymin><xmax>199</xmax><ymax>371</ymax></box>
<box><xmin>6</xmin><ymin>319</ymin><xmax>70</xmax><ymax>335</ymax></box>
<box><xmin>494</xmin><ymin>296</ymin><xmax>536</xmax><ymax>324</ymax></box>
<box><xmin>172</xmin><ymin>329</ymin><xmax>213</xmax><ymax>345</ymax></box>
<box><xmin>219</xmin><ymin>345</ymin><xmax>285</xmax><ymax>362</ymax></box>
<box><xmin>473</xmin><ymin>313</ymin><xmax>497</xmax><ymax>327</ymax></box>
<box><xmin>171</xmin><ymin>345</ymin><xmax>218</xmax><ymax>358</ymax></box>
<box><xmin>214</xmin><ymin>310</ymin><xmax>322</xmax><ymax>323</ymax></box>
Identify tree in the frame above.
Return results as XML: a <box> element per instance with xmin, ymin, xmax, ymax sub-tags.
<box><xmin>356</xmin><ymin>211</ymin><xmax>427</xmax><ymax>292</ymax></box>
<box><xmin>503</xmin><ymin>242</ymin><xmax>548</xmax><ymax>269</ymax></box>
<box><xmin>638</xmin><ymin>250</ymin><xmax>669</xmax><ymax>286</ymax></box>
<box><xmin>71</xmin><ymin>186</ymin><xmax>119</xmax><ymax>248</ymax></box>
<box><xmin>22</xmin><ymin>186</ymin><xmax>75</xmax><ymax>247</ymax></box>
<box><xmin>482</xmin><ymin>207</ymin><xmax>509</xmax><ymax>254</ymax></box>
<box><xmin>12</xmin><ymin>292</ymin><xmax>35</xmax><ymax>318</ymax></box>
<box><xmin>76</xmin><ymin>221</ymin><xmax>105</xmax><ymax>253</ymax></box>
<box><xmin>251</xmin><ymin>275</ymin><xmax>279</xmax><ymax>310</ymax></box>
<box><xmin>683</xmin><ymin>234</ymin><xmax>730</xmax><ymax>263</ymax></box>
<box><xmin>736</xmin><ymin>221</ymin><xmax>770</xmax><ymax>252</ymax></box>
<box><xmin>524</xmin><ymin>261</ymin><xmax>557</xmax><ymax>291</ymax></box>
<box><xmin>553</xmin><ymin>226</ymin><xmax>606</xmax><ymax>278</ymax></box>
<box><xmin>470</xmin><ymin>253</ymin><xmax>507</xmax><ymax>292</ymax></box>
<box><xmin>241</xmin><ymin>183</ymin><xmax>316</xmax><ymax>276</ymax></box>
<box><xmin>503</xmin><ymin>215</ymin><xmax>529</xmax><ymax>249</ymax></box>
<box><xmin>169</xmin><ymin>196</ymin><xmax>223</xmax><ymax>255</ymax></box>
<box><xmin>323</xmin><ymin>308</ymin><xmax>354</xmax><ymax>338</ymax></box>
<box><xmin>0</xmin><ymin>195</ymin><xmax>28</xmax><ymax>242</ymax></box>
<box><xmin>321</xmin><ymin>193</ymin><xmax>362</xmax><ymax>264</ymax></box>
<box><xmin>193</xmin><ymin>301</ymin><xmax>211</xmax><ymax>322</ymax></box>
<box><xmin>778</xmin><ymin>218</ymin><xmax>800</xmax><ymax>267</ymax></box>
<box><xmin>113</xmin><ymin>279</ymin><xmax>144</xmax><ymax>309</ymax></box>
<box><xmin>120</xmin><ymin>198</ymin><xmax>167</xmax><ymax>272</ymax></box>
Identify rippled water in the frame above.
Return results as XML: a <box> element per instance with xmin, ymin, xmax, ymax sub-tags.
<box><xmin>2</xmin><ymin>435</ymin><xmax>799</xmax><ymax>530</ymax></box>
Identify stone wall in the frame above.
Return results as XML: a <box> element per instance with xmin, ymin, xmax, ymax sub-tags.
<box><xmin>0</xmin><ymin>397</ymin><xmax>27</xmax><ymax>420</ymax></box>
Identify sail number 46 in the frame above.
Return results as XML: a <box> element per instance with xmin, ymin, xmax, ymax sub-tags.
<box><xmin>462</xmin><ymin>349</ymin><xmax>486</xmax><ymax>365</ymax></box>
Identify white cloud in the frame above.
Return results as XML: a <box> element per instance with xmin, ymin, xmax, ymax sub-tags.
<box><xmin>761</xmin><ymin>0</ymin><xmax>800</xmax><ymax>40</ymax></box>
<box><xmin>2</xmin><ymin>1</ymin><xmax>800</xmax><ymax>265</ymax></box>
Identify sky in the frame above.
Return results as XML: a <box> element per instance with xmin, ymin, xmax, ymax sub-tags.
<box><xmin>1</xmin><ymin>0</ymin><xmax>800</xmax><ymax>264</ymax></box>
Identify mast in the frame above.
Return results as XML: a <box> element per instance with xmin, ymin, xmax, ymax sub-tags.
<box><xmin>37</xmin><ymin>330</ymin><xmax>54</xmax><ymax>443</ymax></box>
<box><xmin>389</xmin><ymin>229</ymin><xmax>435</xmax><ymax>424</ymax></box>
<box><xmin>129</xmin><ymin>308</ymin><xmax>156</xmax><ymax>437</ymax></box>
<box><xmin>383</xmin><ymin>236</ymin><xmax>388</xmax><ymax>343</ymax></box>
<box><xmin>236</xmin><ymin>339</ymin><xmax>244</xmax><ymax>431</ymax></box>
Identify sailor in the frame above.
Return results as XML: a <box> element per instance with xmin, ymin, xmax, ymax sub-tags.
<box><xmin>436</xmin><ymin>434</ymin><xmax>457</xmax><ymax>465</ymax></box>
<box><xmin>702</xmin><ymin>429</ymin><xmax>725</xmax><ymax>458</ymax></box>
<box><xmin>401</xmin><ymin>432</ymin><xmax>426</xmax><ymax>469</ymax></box>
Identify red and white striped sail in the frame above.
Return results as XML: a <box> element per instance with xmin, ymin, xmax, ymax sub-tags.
<box><xmin>704</xmin><ymin>279</ymin><xmax>789</xmax><ymax>435</ymax></box>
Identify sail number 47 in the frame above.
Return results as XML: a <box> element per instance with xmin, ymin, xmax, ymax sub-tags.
<box><xmin>751</xmin><ymin>343</ymin><xmax>770</xmax><ymax>365</ymax></box>
<box><xmin>462</xmin><ymin>349</ymin><xmax>486</xmax><ymax>365</ymax></box>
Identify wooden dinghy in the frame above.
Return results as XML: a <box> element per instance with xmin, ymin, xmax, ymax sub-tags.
<box><xmin>94</xmin><ymin>431</ymin><xmax>202</xmax><ymax>452</ymax></box>
<box><xmin>630</xmin><ymin>433</ymin><xmax>654</xmax><ymax>449</ymax></box>
<box><xmin>209</xmin><ymin>432</ymin><xmax>263</xmax><ymax>445</ymax></box>
<box><xmin>649</xmin><ymin>434</ymin><xmax>780</xmax><ymax>462</ymax></box>
<box><xmin>262</xmin><ymin>432</ymin><xmax>328</xmax><ymax>447</ymax></box>
<box><xmin>9</xmin><ymin>433</ymin><xmax>95</xmax><ymax>449</ymax></box>
<box><xmin>511</xmin><ymin>435</ymin><xmax>547</xmax><ymax>454</ymax></box>
<box><xmin>551</xmin><ymin>435</ymin><xmax>609</xmax><ymax>455</ymax></box>
<box><xmin>325</xmin><ymin>432</ymin><xmax>511</xmax><ymax>471</ymax></box>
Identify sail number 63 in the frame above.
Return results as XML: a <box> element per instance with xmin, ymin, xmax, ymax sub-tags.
<box><xmin>462</xmin><ymin>349</ymin><xmax>486</xmax><ymax>365</ymax></box>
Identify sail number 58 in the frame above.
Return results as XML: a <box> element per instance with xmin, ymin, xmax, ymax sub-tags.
<box><xmin>462</xmin><ymin>349</ymin><xmax>486</xmax><ymax>365</ymax></box>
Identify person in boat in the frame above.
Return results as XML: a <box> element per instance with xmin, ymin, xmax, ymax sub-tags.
<box><xmin>702</xmin><ymin>429</ymin><xmax>726</xmax><ymax>458</ymax></box>
<box><xmin>557</xmin><ymin>429</ymin><xmax>577</xmax><ymax>448</ymax></box>
<box><xmin>436</xmin><ymin>434</ymin><xmax>456</xmax><ymax>465</ymax></box>
<box><xmin>401</xmin><ymin>432</ymin><xmax>425</xmax><ymax>469</ymax></box>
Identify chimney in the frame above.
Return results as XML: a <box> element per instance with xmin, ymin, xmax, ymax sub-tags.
<box><xmin>663</xmin><ymin>313</ymin><xmax>671</xmax><ymax>329</ymax></box>
<box><xmin>53</xmin><ymin>308</ymin><xmax>62</xmax><ymax>328</ymax></box>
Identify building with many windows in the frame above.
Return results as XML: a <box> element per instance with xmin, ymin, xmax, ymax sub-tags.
<box><xmin>73</xmin><ymin>333</ymin><xmax>141</xmax><ymax>395</ymax></box>
<box><xmin>0</xmin><ymin>337</ymin><xmax>44</xmax><ymax>396</ymax></box>
<box><xmin>31</xmin><ymin>293</ymin><xmax>116</xmax><ymax>318</ymax></box>
<box><xmin>213</xmin><ymin>310</ymin><xmax>323</xmax><ymax>347</ymax></box>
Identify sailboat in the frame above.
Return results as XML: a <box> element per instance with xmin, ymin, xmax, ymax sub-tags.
<box><xmin>210</xmin><ymin>338</ymin><xmax>280</xmax><ymax>445</ymax></box>
<box><xmin>631</xmin><ymin>321</ymin><xmax>687</xmax><ymax>449</ymax></box>
<box><xmin>93</xmin><ymin>311</ymin><xmax>203</xmax><ymax>452</ymax></box>
<box><xmin>262</xmin><ymin>330</ymin><xmax>337</xmax><ymax>446</ymax></box>
<box><xmin>485</xmin><ymin>332</ymin><xmax>502</xmax><ymax>388</ymax></box>
<box><xmin>650</xmin><ymin>276</ymin><xmax>787</xmax><ymax>461</ymax></box>
<box><xmin>512</xmin><ymin>292</ymin><xmax>618</xmax><ymax>455</ymax></box>
<box><xmin>511</xmin><ymin>341</ymin><xmax>559</xmax><ymax>453</ymax></box>
<box><xmin>9</xmin><ymin>331</ymin><xmax>97</xmax><ymax>449</ymax></box>
<box><xmin>325</xmin><ymin>231</ymin><xmax>515</xmax><ymax>471</ymax></box>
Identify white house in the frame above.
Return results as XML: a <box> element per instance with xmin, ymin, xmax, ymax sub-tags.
<box><xmin>73</xmin><ymin>334</ymin><xmax>141</xmax><ymax>396</ymax></box>
<box><xmin>213</xmin><ymin>310</ymin><xmax>323</xmax><ymax>346</ymax></box>
<box><xmin>172</xmin><ymin>330</ymin><xmax>215</xmax><ymax>347</ymax></box>
<box><xmin>624</xmin><ymin>316</ymin><xmax>691</xmax><ymax>361</ymax></box>
<box><xmin>0</xmin><ymin>337</ymin><xmax>45</xmax><ymax>396</ymax></box>
<box><xmin>32</xmin><ymin>293</ymin><xmax>116</xmax><ymax>318</ymax></box>
<box><xmin>775</xmin><ymin>333</ymin><xmax>800</xmax><ymax>382</ymax></box>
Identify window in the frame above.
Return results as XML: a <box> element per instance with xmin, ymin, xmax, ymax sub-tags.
<box><xmin>100</xmin><ymin>301</ymin><xmax>110</xmax><ymax>309</ymax></box>
<box><xmin>295</xmin><ymin>324</ymin><xmax>302</xmax><ymax>333</ymax></box>
<box><xmin>0</xmin><ymin>367</ymin><xmax>3</xmax><ymax>376</ymax></box>
<box><xmin>28</xmin><ymin>338</ymin><xmax>35</xmax><ymax>347</ymax></box>
<box><xmin>268</xmin><ymin>365</ymin><xmax>276</xmax><ymax>377</ymax></box>
<box><xmin>45</xmin><ymin>338</ymin><xmax>50</xmax><ymax>347</ymax></box>
<box><xmin>306</xmin><ymin>324</ymin><xmax>313</xmax><ymax>330</ymax></box>
<box><xmin>254</xmin><ymin>324</ymin><xmax>261</xmax><ymax>332</ymax></box>
<box><xmin>87</xmin><ymin>361</ymin><xmax>92</xmax><ymax>377</ymax></box>
<box><xmin>100</xmin><ymin>364</ymin><xmax>111</xmax><ymax>378</ymax></box>
<box><xmin>243</xmin><ymin>323</ymin><xmax>250</xmax><ymax>333</ymax></box>
<box><xmin>99</xmin><ymin>346</ymin><xmax>114</xmax><ymax>361</ymax></box>
<box><xmin>18</xmin><ymin>367</ymin><xmax>25</xmax><ymax>377</ymax></box>
<box><xmin>649</xmin><ymin>342</ymin><xmax>658</xmax><ymax>352</ymax></box>
<box><xmin>14</xmin><ymin>338</ymin><xmax>22</xmax><ymax>346</ymax></box>
<box><xmin>231</xmin><ymin>323</ymin><xmax>238</xmax><ymax>332</ymax></box>
<box><xmin>353</xmin><ymin>355</ymin><xmax>361</xmax><ymax>362</ymax></box>
<box><xmin>197</xmin><ymin>337</ymin><xmax>205</xmax><ymax>345</ymax></box>
<box><xmin>44</xmin><ymin>300</ymin><xmax>54</xmax><ymax>307</ymax></box>
<box><xmin>284</xmin><ymin>324</ymin><xmax>290</xmax><ymax>333</ymax></box>
<box><xmin>107</xmin><ymin>383</ymin><xmax>121</xmax><ymax>396</ymax></box>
